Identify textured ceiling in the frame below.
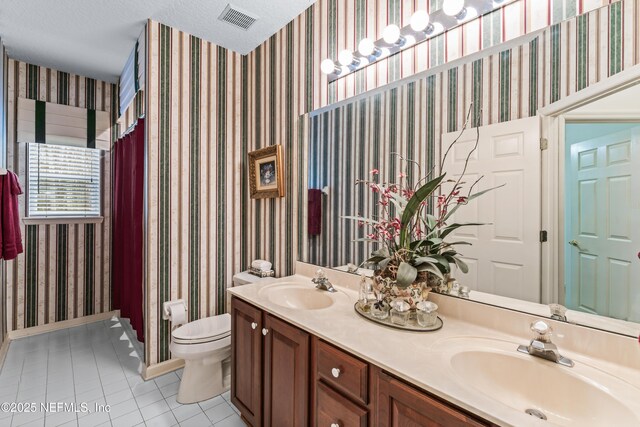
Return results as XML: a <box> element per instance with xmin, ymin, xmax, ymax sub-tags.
<box><xmin>0</xmin><ymin>0</ymin><xmax>316</xmax><ymax>83</ymax></box>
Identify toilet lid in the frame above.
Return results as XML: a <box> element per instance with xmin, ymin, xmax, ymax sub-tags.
<box><xmin>172</xmin><ymin>313</ymin><xmax>231</xmax><ymax>344</ymax></box>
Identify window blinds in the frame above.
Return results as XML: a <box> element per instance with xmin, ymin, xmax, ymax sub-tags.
<box><xmin>27</xmin><ymin>143</ymin><xmax>102</xmax><ymax>218</ymax></box>
<box><xmin>119</xmin><ymin>29</ymin><xmax>146</xmax><ymax>117</ymax></box>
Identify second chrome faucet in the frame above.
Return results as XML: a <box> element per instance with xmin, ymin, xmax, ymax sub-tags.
<box><xmin>517</xmin><ymin>320</ymin><xmax>574</xmax><ymax>367</ymax></box>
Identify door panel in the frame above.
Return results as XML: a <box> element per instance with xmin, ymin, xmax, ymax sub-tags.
<box><xmin>567</xmin><ymin>127</ymin><xmax>640</xmax><ymax>321</ymax></box>
<box><xmin>441</xmin><ymin>116</ymin><xmax>541</xmax><ymax>302</ymax></box>
<box><xmin>263</xmin><ymin>313</ymin><xmax>309</xmax><ymax>427</ymax></box>
<box><xmin>231</xmin><ymin>297</ymin><xmax>263</xmax><ymax>427</ymax></box>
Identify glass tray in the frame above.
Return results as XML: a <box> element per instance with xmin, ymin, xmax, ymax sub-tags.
<box><xmin>354</xmin><ymin>302</ymin><xmax>443</xmax><ymax>332</ymax></box>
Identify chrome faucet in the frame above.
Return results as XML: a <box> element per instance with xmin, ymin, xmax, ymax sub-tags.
<box><xmin>312</xmin><ymin>269</ymin><xmax>337</xmax><ymax>293</ymax></box>
<box><xmin>517</xmin><ymin>320</ymin><xmax>574</xmax><ymax>367</ymax></box>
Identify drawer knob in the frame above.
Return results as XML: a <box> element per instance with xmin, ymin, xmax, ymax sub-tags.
<box><xmin>262</xmin><ymin>328</ymin><xmax>269</xmax><ymax>336</ymax></box>
<box><xmin>251</xmin><ymin>322</ymin><xmax>257</xmax><ymax>330</ymax></box>
<box><xmin>331</xmin><ymin>368</ymin><xmax>341</xmax><ymax>378</ymax></box>
<box><xmin>331</xmin><ymin>423</ymin><xmax>340</xmax><ymax>427</ymax></box>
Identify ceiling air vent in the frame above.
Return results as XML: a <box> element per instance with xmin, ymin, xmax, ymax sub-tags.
<box><xmin>218</xmin><ymin>4</ymin><xmax>258</xmax><ymax>30</ymax></box>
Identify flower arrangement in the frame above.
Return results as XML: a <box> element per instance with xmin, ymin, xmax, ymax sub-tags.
<box><xmin>345</xmin><ymin>106</ymin><xmax>499</xmax><ymax>305</ymax></box>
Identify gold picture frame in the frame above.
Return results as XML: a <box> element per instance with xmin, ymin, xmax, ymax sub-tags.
<box><xmin>248</xmin><ymin>144</ymin><xmax>285</xmax><ymax>199</ymax></box>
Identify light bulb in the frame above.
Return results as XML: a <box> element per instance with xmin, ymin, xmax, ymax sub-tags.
<box><xmin>358</xmin><ymin>38</ymin><xmax>380</xmax><ymax>57</ymax></box>
<box><xmin>443</xmin><ymin>0</ymin><xmax>465</xmax><ymax>17</ymax></box>
<box><xmin>382</xmin><ymin>25</ymin><xmax>404</xmax><ymax>45</ymax></box>
<box><xmin>410</xmin><ymin>10</ymin><xmax>430</xmax><ymax>32</ymax></box>
<box><xmin>338</xmin><ymin>49</ymin><xmax>358</xmax><ymax>66</ymax></box>
<box><xmin>320</xmin><ymin>58</ymin><xmax>337</xmax><ymax>74</ymax></box>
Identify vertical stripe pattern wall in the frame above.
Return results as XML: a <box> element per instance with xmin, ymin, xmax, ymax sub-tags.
<box><xmin>5</xmin><ymin>60</ymin><xmax>114</xmax><ymax>331</ymax></box>
<box><xmin>146</xmin><ymin>21</ymin><xmax>244</xmax><ymax>365</ymax></box>
<box><xmin>297</xmin><ymin>0</ymin><xmax>637</xmax><ymax>278</ymax></box>
<box><xmin>142</xmin><ymin>0</ymin><xmax>627</xmax><ymax>367</ymax></box>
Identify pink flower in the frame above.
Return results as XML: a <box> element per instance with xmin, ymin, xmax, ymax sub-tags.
<box><xmin>370</xmin><ymin>169</ymin><xmax>379</xmax><ymax>175</ymax></box>
<box><xmin>437</xmin><ymin>195</ymin><xmax>446</xmax><ymax>206</ymax></box>
<box><xmin>390</xmin><ymin>218</ymin><xmax>401</xmax><ymax>230</ymax></box>
<box><xmin>398</xmin><ymin>172</ymin><xmax>406</xmax><ymax>178</ymax></box>
<box><xmin>379</xmin><ymin>199</ymin><xmax>389</xmax><ymax>207</ymax></box>
<box><xmin>402</xmin><ymin>189</ymin><xmax>415</xmax><ymax>198</ymax></box>
<box><xmin>457</xmin><ymin>197</ymin><xmax>467</xmax><ymax>204</ymax></box>
<box><xmin>358</xmin><ymin>220</ymin><xmax>364</xmax><ymax>227</ymax></box>
<box><xmin>369</xmin><ymin>184</ymin><xmax>379</xmax><ymax>193</ymax></box>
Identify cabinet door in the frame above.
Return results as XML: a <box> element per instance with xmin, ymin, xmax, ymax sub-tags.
<box><xmin>376</xmin><ymin>370</ymin><xmax>488</xmax><ymax>427</ymax></box>
<box><xmin>231</xmin><ymin>297</ymin><xmax>263</xmax><ymax>427</ymax></box>
<box><xmin>263</xmin><ymin>313</ymin><xmax>310</xmax><ymax>427</ymax></box>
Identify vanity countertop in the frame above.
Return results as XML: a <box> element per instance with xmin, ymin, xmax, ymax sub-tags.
<box><xmin>227</xmin><ymin>273</ymin><xmax>640</xmax><ymax>427</ymax></box>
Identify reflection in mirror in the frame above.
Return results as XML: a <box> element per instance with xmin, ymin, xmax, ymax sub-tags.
<box><xmin>303</xmin><ymin>73</ymin><xmax>640</xmax><ymax>337</ymax></box>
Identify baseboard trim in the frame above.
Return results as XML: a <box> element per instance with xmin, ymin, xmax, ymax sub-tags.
<box><xmin>0</xmin><ymin>338</ymin><xmax>10</xmax><ymax>370</ymax></box>
<box><xmin>6</xmin><ymin>310</ymin><xmax>120</xmax><ymax>340</ymax></box>
<box><xmin>142</xmin><ymin>358</ymin><xmax>185</xmax><ymax>380</ymax></box>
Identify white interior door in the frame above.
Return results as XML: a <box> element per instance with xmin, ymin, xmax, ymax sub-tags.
<box><xmin>567</xmin><ymin>127</ymin><xmax>640</xmax><ymax>321</ymax></box>
<box><xmin>441</xmin><ymin>117</ymin><xmax>541</xmax><ymax>302</ymax></box>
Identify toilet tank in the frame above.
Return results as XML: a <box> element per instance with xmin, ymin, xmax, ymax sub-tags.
<box><xmin>226</xmin><ymin>271</ymin><xmax>272</xmax><ymax>313</ymax></box>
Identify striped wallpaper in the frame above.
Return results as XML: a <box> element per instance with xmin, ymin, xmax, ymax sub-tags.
<box><xmin>5</xmin><ymin>60</ymin><xmax>116</xmax><ymax>332</ymax></box>
<box><xmin>301</xmin><ymin>0</ymin><xmax>638</xmax><ymax>266</ymax></box>
<box><xmin>145</xmin><ymin>21</ymin><xmax>245</xmax><ymax>365</ymax></box>
<box><xmin>143</xmin><ymin>0</ymin><xmax>627</xmax><ymax>366</ymax></box>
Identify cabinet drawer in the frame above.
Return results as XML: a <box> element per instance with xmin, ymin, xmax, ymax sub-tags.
<box><xmin>317</xmin><ymin>381</ymin><xmax>368</xmax><ymax>427</ymax></box>
<box><xmin>316</xmin><ymin>339</ymin><xmax>369</xmax><ymax>405</ymax></box>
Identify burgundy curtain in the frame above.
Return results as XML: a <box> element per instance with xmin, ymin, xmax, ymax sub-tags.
<box><xmin>112</xmin><ymin>118</ymin><xmax>145</xmax><ymax>342</ymax></box>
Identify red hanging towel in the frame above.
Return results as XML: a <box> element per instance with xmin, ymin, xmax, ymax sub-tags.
<box><xmin>0</xmin><ymin>171</ymin><xmax>23</xmax><ymax>261</ymax></box>
<box><xmin>308</xmin><ymin>189</ymin><xmax>322</xmax><ymax>236</ymax></box>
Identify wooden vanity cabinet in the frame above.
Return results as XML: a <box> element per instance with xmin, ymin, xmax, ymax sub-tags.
<box><xmin>231</xmin><ymin>296</ymin><xmax>492</xmax><ymax>427</ymax></box>
<box><xmin>231</xmin><ymin>297</ymin><xmax>310</xmax><ymax>427</ymax></box>
<box><xmin>375</xmin><ymin>369</ymin><xmax>490</xmax><ymax>427</ymax></box>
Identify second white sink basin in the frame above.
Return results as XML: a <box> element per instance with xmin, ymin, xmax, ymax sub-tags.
<box><xmin>258</xmin><ymin>282</ymin><xmax>335</xmax><ymax>310</ymax></box>
<box><xmin>433</xmin><ymin>337</ymin><xmax>640</xmax><ymax>426</ymax></box>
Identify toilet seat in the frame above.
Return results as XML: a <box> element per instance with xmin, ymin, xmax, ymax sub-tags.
<box><xmin>171</xmin><ymin>313</ymin><xmax>231</xmax><ymax>345</ymax></box>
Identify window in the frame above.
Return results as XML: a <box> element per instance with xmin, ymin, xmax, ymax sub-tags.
<box><xmin>27</xmin><ymin>143</ymin><xmax>102</xmax><ymax>218</ymax></box>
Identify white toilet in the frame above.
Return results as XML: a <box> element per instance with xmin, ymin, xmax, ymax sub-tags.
<box><xmin>166</xmin><ymin>271</ymin><xmax>273</xmax><ymax>403</ymax></box>
<box><xmin>169</xmin><ymin>314</ymin><xmax>231</xmax><ymax>404</ymax></box>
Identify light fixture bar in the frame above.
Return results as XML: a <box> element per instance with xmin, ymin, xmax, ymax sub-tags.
<box><xmin>323</xmin><ymin>0</ymin><xmax>516</xmax><ymax>82</ymax></box>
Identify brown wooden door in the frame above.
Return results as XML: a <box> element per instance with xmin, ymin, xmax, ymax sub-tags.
<box><xmin>231</xmin><ymin>297</ymin><xmax>263</xmax><ymax>427</ymax></box>
<box><xmin>376</xmin><ymin>369</ymin><xmax>489</xmax><ymax>427</ymax></box>
<box><xmin>263</xmin><ymin>313</ymin><xmax>310</xmax><ymax>427</ymax></box>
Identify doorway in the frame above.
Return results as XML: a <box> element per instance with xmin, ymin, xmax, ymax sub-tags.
<box><xmin>564</xmin><ymin>122</ymin><xmax>640</xmax><ymax>321</ymax></box>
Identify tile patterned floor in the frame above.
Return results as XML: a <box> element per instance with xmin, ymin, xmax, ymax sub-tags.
<box><xmin>0</xmin><ymin>317</ymin><xmax>244</xmax><ymax>427</ymax></box>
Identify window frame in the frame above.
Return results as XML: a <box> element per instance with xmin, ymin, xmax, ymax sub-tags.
<box><xmin>25</xmin><ymin>143</ymin><xmax>104</xmax><ymax>224</ymax></box>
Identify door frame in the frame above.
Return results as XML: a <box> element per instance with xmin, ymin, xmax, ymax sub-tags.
<box><xmin>539</xmin><ymin>64</ymin><xmax>640</xmax><ymax>307</ymax></box>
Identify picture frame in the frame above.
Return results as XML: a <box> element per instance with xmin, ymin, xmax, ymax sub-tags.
<box><xmin>248</xmin><ymin>144</ymin><xmax>285</xmax><ymax>199</ymax></box>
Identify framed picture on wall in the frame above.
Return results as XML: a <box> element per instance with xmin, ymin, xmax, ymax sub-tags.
<box><xmin>248</xmin><ymin>144</ymin><xmax>285</xmax><ymax>199</ymax></box>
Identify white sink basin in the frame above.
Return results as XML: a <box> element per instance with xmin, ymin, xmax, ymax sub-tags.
<box><xmin>258</xmin><ymin>282</ymin><xmax>335</xmax><ymax>310</ymax></box>
<box><xmin>434</xmin><ymin>337</ymin><xmax>640</xmax><ymax>426</ymax></box>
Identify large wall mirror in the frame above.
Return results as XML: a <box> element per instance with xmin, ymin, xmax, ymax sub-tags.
<box><xmin>300</xmin><ymin>31</ymin><xmax>640</xmax><ymax>338</ymax></box>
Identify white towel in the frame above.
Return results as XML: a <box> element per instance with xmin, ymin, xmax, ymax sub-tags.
<box><xmin>251</xmin><ymin>259</ymin><xmax>272</xmax><ymax>271</ymax></box>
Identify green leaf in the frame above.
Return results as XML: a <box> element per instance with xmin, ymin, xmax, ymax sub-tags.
<box><xmin>429</xmin><ymin>255</ymin><xmax>451</xmax><ymax>273</ymax></box>
<box><xmin>366</xmin><ymin>256</ymin><xmax>388</xmax><ymax>264</ymax></box>
<box><xmin>371</xmin><ymin>247</ymin><xmax>390</xmax><ymax>258</ymax></box>
<box><xmin>414</xmin><ymin>256</ymin><xmax>440</xmax><ymax>264</ymax></box>
<box><xmin>453</xmin><ymin>257</ymin><xmax>469</xmax><ymax>274</ymax></box>
<box><xmin>396</xmin><ymin>262</ymin><xmax>418</xmax><ymax>287</ymax></box>
<box><xmin>399</xmin><ymin>174</ymin><xmax>446</xmax><ymax>247</ymax></box>
<box><xmin>425</xmin><ymin>214</ymin><xmax>437</xmax><ymax>230</ymax></box>
<box><xmin>341</xmin><ymin>215</ymin><xmax>380</xmax><ymax>225</ymax></box>
<box><xmin>378</xmin><ymin>258</ymin><xmax>390</xmax><ymax>270</ymax></box>
<box><xmin>439</xmin><ymin>223</ymin><xmax>484</xmax><ymax>240</ymax></box>
<box><xmin>416</xmin><ymin>263</ymin><xmax>445</xmax><ymax>279</ymax></box>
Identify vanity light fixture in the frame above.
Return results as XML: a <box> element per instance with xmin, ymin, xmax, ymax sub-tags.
<box><xmin>443</xmin><ymin>0</ymin><xmax>467</xmax><ymax>19</ymax></box>
<box><xmin>338</xmin><ymin>49</ymin><xmax>360</xmax><ymax>67</ymax></box>
<box><xmin>410</xmin><ymin>10</ymin><xmax>434</xmax><ymax>34</ymax></box>
<box><xmin>358</xmin><ymin>38</ymin><xmax>381</xmax><ymax>57</ymax></box>
<box><xmin>320</xmin><ymin>58</ymin><xmax>341</xmax><ymax>75</ymax></box>
<box><xmin>382</xmin><ymin>25</ymin><xmax>406</xmax><ymax>46</ymax></box>
<box><xmin>322</xmin><ymin>0</ymin><xmax>515</xmax><ymax>82</ymax></box>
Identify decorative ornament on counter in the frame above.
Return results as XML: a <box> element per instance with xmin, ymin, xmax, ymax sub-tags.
<box><xmin>343</xmin><ymin>103</ymin><xmax>499</xmax><ymax>312</ymax></box>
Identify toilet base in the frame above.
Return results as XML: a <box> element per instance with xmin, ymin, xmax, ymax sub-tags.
<box><xmin>177</xmin><ymin>355</ymin><xmax>231</xmax><ymax>404</ymax></box>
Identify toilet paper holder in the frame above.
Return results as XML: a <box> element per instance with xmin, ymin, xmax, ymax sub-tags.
<box><xmin>162</xmin><ymin>299</ymin><xmax>188</xmax><ymax>321</ymax></box>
